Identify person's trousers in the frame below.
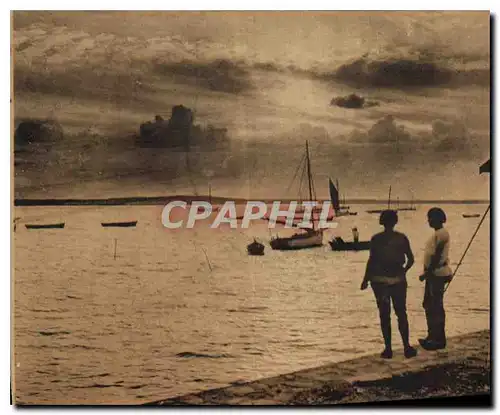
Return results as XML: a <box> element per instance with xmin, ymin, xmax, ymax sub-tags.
<box><xmin>423</xmin><ymin>275</ymin><xmax>451</xmax><ymax>344</ymax></box>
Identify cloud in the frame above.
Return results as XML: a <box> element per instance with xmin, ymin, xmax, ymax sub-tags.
<box><xmin>152</xmin><ymin>59</ymin><xmax>254</xmax><ymax>94</ymax></box>
<box><xmin>334</xmin><ymin>58</ymin><xmax>453</xmax><ymax>88</ymax></box>
<box><xmin>430</xmin><ymin>119</ymin><xmax>473</xmax><ymax>152</ymax></box>
<box><xmin>351</xmin><ymin>115</ymin><xmax>411</xmax><ymax>144</ymax></box>
<box><xmin>330</xmin><ymin>93</ymin><xmax>379</xmax><ymax>109</ymax></box>
<box><xmin>346</xmin><ymin>115</ymin><xmax>485</xmax><ymax>167</ymax></box>
<box><xmin>13</xmin><ymin>66</ymin><xmax>157</xmax><ymax>108</ymax></box>
<box><xmin>312</xmin><ymin>54</ymin><xmax>490</xmax><ymax>89</ymax></box>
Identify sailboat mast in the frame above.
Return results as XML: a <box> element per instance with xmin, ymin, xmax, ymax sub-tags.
<box><xmin>388</xmin><ymin>186</ymin><xmax>392</xmax><ymax>209</ymax></box>
<box><xmin>306</xmin><ymin>141</ymin><xmax>313</xmax><ymax>202</ymax></box>
<box><xmin>305</xmin><ymin>141</ymin><xmax>316</xmax><ymax>229</ymax></box>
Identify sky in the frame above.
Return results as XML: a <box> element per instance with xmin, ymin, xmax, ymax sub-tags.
<box><xmin>12</xmin><ymin>11</ymin><xmax>491</xmax><ymax>200</ymax></box>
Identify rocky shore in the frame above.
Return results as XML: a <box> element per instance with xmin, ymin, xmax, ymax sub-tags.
<box><xmin>147</xmin><ymin>330</ymin><xmax>490</xmax><ymax>406</ymax></box>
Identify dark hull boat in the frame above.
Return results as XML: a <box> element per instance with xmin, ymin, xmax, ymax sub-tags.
<box><xmin>25</xmin><ymin>223</ymin><xmax>65</xmax><ymax>229</ymax></box>
<box><xmin>270</xmin><ymin>231</ymin><xmax>323</xmax><ymax>250</ymax></box>
<box><xmin>463</xmin><ymin>214</ymin><xmax>480</xmax><ymax>218</ymax></box>
<box><xmin>329</xmin><ymin>238</ymin><xmax>370</xmax><ymax>251</ymax></box>
<box><xmin>101</xmin><ymin>221</ymin><xmax>138</xmax><ymax>228</ymax></box>
<box><xmin>247</xmin><ymin>240</ymin><xmax>265</xmax><ymax>256</ymax></box>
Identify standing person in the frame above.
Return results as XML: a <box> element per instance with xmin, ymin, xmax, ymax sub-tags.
<box><xmin>419</xmin><ymin>207</ymin><xmax>452</xmax><ymax>350</ymax></box>
<box><xmin>352</xmin><ymin>227</ymin><xmax>359</xmax><ymax>243</ymax></box>
<box><xmin>360</xmin><ymin>210</ymin><xmax>417</xmax><ymax>359</ymax></box>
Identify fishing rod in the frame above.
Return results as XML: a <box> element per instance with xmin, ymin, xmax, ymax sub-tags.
<box><xmin>444</xmin><ymin>204</ymin><xmax>490</xmax><ymax>294</ymax></box>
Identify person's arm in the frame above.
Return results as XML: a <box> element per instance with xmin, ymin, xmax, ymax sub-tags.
<box><xmin>361</xmin><ymin>238</ymin><xmax>375</xmax><ymax>290</ymax></box>
<box><xmin>403</xmin><ymin>236</ymin><xmax>414</xmax><ymax>273</ymax></box>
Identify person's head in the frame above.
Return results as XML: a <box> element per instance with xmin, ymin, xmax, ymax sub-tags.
<box><xmin>379</xmin><ymin>210</ymin><xmax>398</xmax><ymax>229</ymax></box>
<box><xmin>352</xmin><ymin>227</ymin><xmax>358</xmax><ymax>231</ymax></box>
<box><xmin>427</xmin><ymin>207</ymin><xmax>446</xmax><ymax>229</ymax></box>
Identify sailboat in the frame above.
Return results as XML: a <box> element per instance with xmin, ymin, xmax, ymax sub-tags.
<box><xmin>328</xmin><ymin>180</ymin><xmax>368</xmax><ymax>251</ymax></box>
<box><xmin>398</xmin><ymin>195</ymin><xmax>417</xmax><ymax>211</ymax></box>
<box><xmin>366</xmin><ymin>186</ymin><xmax>392</xmax><ymax>214</ymax></box>
<box><xmin>337</xmin><ymin>179</ymin><xmax>351</xmax><ymax>211</ymax></box>
<box><xmin>269</xmin><ymin>141</ymin><xmax>323</xmax><ymax>250</ymax></box>
<box><xmin>329</xmin><ymin>179</ymin><xmax>357</xmax><ymax>216</ymax></box>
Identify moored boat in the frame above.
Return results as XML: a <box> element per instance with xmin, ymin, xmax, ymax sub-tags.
<box><xmin>270</xmin><ymin>141</ymin><xmax>324</xmax><ymax>250</ymax></box>
<box><xmin>367</xmin><ymin>185</ymin><xmax>392</xmax><ymax>214</ymax></box>
<box><xmin>247</xmin><ymin>239</ymin><xmax>265</xmax><ymax>255</ymax></box>
<box><xmin>463</xmin><ymin>214</ymin><xmax>481</xmax><ymax>218</ymax></box>
<box><xmin>101</xmin><ymin>221</ymin><xmax>138</xmax><ymax>227</ymax></box>
<box><xmin>329</xmin><ymin>178</ymin><xmax>357</xmax><ymax>216</ymax></box>
<box><xmin>25</xmin><ymin>223</ymin><xmax>65</xmax><ymax>229</ymax></box>
<box><xmin>271</xmin><ymin>229</ymin><xmax>323</xmax><ymax>250</ymax></box>
<box><xmin>329</xmin><ymin>237</ymin><xmax>370</xmax><ymax>251</ymax></box>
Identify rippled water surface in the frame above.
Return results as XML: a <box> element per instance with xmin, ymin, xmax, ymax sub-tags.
<box><xmin>13</xmin><ymin>204</ymin><xmax>490</xmax><ymax>404</ymax></box>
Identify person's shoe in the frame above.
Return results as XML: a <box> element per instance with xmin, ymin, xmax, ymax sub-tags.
<box><xmin>419</xmin><ymin>338</ymin><xmax>446</xmax><ymax>350</ymax></box>
<box><xmin>380</xmin><ymin>348</ymin><xmax>393</xmax><ymax>359</ymax></box>
<box><xmin>404</xmin><ymin>346</ymin><xmax>418</xmax><ymax>358</ymax></box>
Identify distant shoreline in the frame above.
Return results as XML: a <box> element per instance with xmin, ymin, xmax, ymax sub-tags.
<box><xmin>13</xmin><ymin>196</ymin><xmax>490</xmax><ymax>207</ymax></box>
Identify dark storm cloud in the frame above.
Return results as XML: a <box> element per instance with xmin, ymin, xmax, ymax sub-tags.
<box><xmin>152</xmin><ymin>59</ymin><xmax>254</xmax><ymax>94</ymax></box>
<box><xmin>315</xmin><ymin>57</ymin><xmax>490</xmax><ymax>89</ymax></box>
<box><xmin>330</xmin><ymin>93</ymin><xmax>379</xmax><ymax>109</ymax></box>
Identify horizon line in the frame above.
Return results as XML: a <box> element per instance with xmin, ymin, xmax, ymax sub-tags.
<box><xmin>13</xmin><ymin>194</ymin><xmax>490</xmax><ymax>207</ymax></box>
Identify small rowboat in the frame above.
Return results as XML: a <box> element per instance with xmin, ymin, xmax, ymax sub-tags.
<box><xmin>101</xmin><ymin>221</ymin><xmax>138</xmax><ymax>227</ymax></box>
<box><xmin>247</xmin><ymin>239</ymin><xmax>265</xmax><ymax>256</ymax></box>
<box><xmin>25</xmin><ymin>223</ymin><xmax>65</xmax><ymax>229</ymax></box>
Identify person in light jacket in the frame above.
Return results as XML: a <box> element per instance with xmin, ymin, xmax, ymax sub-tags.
<box><xmin>419</xmin><ymin>207</ymin><xmax>452</xmax><ymax>350</ymax></box>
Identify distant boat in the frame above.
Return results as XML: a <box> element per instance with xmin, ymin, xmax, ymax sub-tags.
<box><xmin>329</xmin><ymin>178</ymin><xmax>357</xmax><ymax>216</ymax></box>
<box><xmin>463</xmin><ymin>214</ymin><xmax>481</xmax><ymax>218</ymax></box>
<box><xmin>270</xmin><ymin>141</ymin><xmax>323</xmax><ymax>250</ymax></box>
<box><xmin>365</xmin><ymin>209</ymin><xmax>384</xmax><ymax>214</ymax></box>
<box><xmin>398</xmin><ymin>206</ymin><xmax>417</xmax><ymax>211</ymax></box>
<box><xmin>25</xmin><ymin>223</ymin><xmax>65</xmax><ymax>229</ymax></box>
<box><xmin>366</xmin><ymin>186</ymin><xmax>392</xmax><ymax>214</ymax></box>
<box><xmin>101</xmin><ymin>221</ymin><xmax>138</xmax><ymax>228</ymax></box>
<box><xmin>247</xmin><ymin>239</ymin><xmax>265</xmax><ymax>256</ymax></box>
<box><xmin>329</xmin><ymin>238</ymin><xmax>370</xmax><ymax>251</ymax></box>
<box><xmin>398</xmin><ymin>195</ymin><xmax>417</xmax><ymax>211</ymax></box>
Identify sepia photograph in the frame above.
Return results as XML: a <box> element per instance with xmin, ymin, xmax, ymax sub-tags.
<box><xmin>11</xmin><ymin>10</ymin><xmax>491</xmax><ymax>405</ymax></box>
